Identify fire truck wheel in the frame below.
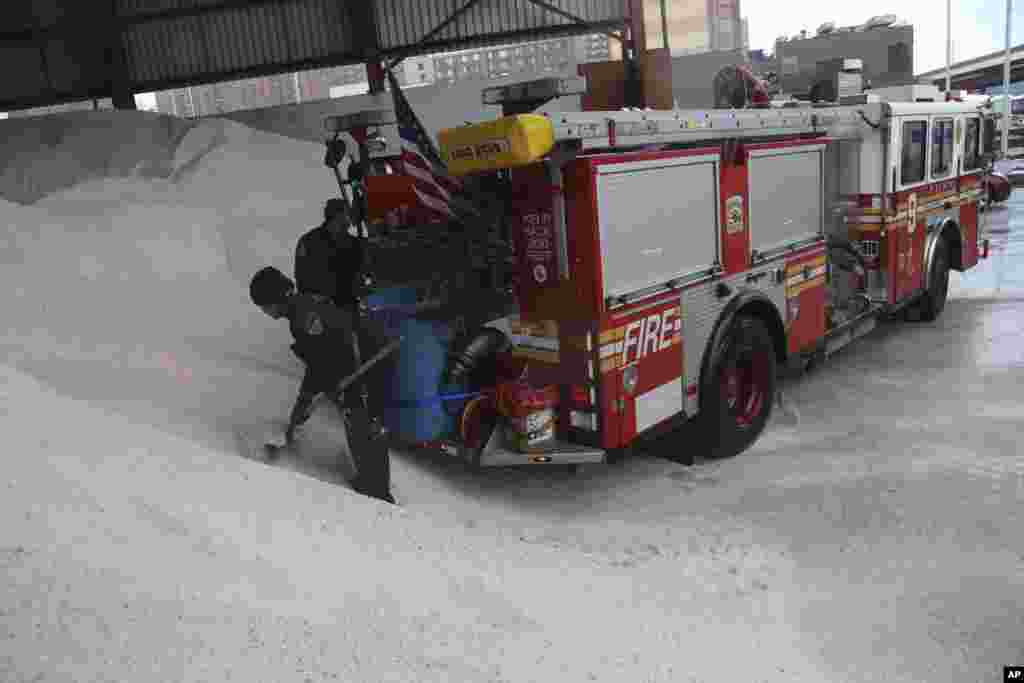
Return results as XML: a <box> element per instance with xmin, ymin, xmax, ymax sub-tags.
<box><xmin>919</xmin><ymin>235</ymin><xmax>951</xmax><ymax>322</ymax></box>
<box><xmin>700</xmin><ymin>315</ymin><xmax>777</xmax><ymax>459</ymax></box>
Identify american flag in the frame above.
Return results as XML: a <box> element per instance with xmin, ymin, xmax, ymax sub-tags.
<box><xmin>398</xmin><ymin>125</ymin><xmax>458</xmax><ymax>219</ymax></box>
<box><xmin>387</xmin><ymin>68</ymin><xmax>467</xmax><ymax>221</ymax></box>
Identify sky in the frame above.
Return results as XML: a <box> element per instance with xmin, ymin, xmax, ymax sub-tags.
<box><xmin>744</xmin><ymin>0</ymin><xmax>1024</xmax><ymax>74</ymax></box>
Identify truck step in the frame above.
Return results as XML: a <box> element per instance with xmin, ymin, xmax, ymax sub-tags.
<box><xmin>477</xmin><ymin>430</ymin><xmax>606</xmax><ymax>467</ymax></box>
<box><xmin>825</xmin><ymin>311</ymin><xmax>878</xmax><ymax>358</ymax></box>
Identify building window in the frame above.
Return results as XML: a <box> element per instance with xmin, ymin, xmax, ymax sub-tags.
<box><xmin>931</xmin><ymin>119</ymin><xmax>954</xmax><ymax>178</ymax></box>
<box><xmin>901</xmin><ymin>121</ymin><xmax>927</xmax><ymax>185</ymax></box>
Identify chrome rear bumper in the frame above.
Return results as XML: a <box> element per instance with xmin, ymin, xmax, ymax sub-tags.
<box><xmin>475</xmin><ymin>429</ymin><xmax>606</xmax><ymax>467</ymax></box>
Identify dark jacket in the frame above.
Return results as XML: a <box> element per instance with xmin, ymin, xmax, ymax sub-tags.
<box><xmin>294</xmin><ymin>223</ymin><xmax>364</xmax><ymax>309</ymax></box>
<box><xmin>286</xmin><ymin>294</ymin><xmax>395</xmax><ymax>411</ymax></box>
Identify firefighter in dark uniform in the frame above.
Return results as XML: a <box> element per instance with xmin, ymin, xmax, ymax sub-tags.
<box><xmin>250</xmin><ymin>266</ymin><xmax>395</xmax><ymax>505</ymax></box>
<box><xmin>295</xmin><ymin>198</ymin><xmax>364</xmax><ymax>311</ymax></box>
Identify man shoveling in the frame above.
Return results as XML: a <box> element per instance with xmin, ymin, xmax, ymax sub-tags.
<box><xmin>249</xmin><ymin>266</ymin><xmax>397</xmax><ymax>505</ymax></box>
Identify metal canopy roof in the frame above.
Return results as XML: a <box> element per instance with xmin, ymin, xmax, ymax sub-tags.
<box><xmin>0</xmin><ymin>0</ymin><xmax>626</xmax><ymax>112</ymax></box>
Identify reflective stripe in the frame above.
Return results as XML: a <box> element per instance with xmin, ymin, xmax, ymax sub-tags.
<box><xmin>600</xmin><ymin>341</ymin><xmax>624</xmax><ymax>359</ymax></box>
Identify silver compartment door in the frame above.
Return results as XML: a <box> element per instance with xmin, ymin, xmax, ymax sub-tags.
<box><xmin>748</xmin><ymin>146</ymin><xmax>824</xmax><ymax>253</ymax></box>
<box><xmin>596</xmin><ymin>154</ymin><xmax>720</xmax><ymax>300</ymax></box>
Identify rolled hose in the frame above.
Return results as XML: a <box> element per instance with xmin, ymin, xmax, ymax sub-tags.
<box><xmin>441</xmin><ymin>327</ymin><xmax>510</xmax><ymax>418</ymax></box>
<box><xmin>444</xmin><ymin>327</ymin><xmax>510</xmax><ymax>387</ymax></box>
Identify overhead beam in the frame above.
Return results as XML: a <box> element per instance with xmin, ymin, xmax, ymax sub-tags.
<box><xmin>387</xmin><ymin>0</ymin><xmax>486</xmax><ymax>70</ymax></box>
<box><xmin>387</xmin><ymin>21</ymin><xmax>625</xmax><ymax>66</ymax></box>
<box><xmin>342</xmin><ymin>0</ymin><xmax>384</xmax><ymax>93</ymax></box>
<box><xmin>1</xmin><ymin>0</ymin><xmax>629</xmax><ymax>112</ymax></box>
<box><xmin>523</xmin><ymin>0</ymin><xmax>625</xmax><ymax>42</ymax></box>
<box><xmin>0</xmin><ymin>0</ymin><xmax>293</xmax><ymax>42</ymax></box>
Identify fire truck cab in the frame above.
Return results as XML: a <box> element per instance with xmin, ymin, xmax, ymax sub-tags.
<box><xmin>430</xmin><ymin>80</ymin><xmax>996</xmax><ymax>468</ymax></box>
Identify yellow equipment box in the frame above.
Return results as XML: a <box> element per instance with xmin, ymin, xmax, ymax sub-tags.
<box><xmin>438</xmin><ymin>114</ymin><xmax>555</xmax><ymax>176</ymax></box>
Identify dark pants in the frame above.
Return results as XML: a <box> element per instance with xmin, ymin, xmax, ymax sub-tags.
<box><xmin>295</xmin><ymin>319</ymin><xmax>397</xmax><ymax>504</ymax></box>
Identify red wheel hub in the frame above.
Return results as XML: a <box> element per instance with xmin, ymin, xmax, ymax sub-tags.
<box><xmin>721</xmin><ymin>350</ymin><xmax>771</xmax><ymax>427</ymax></box>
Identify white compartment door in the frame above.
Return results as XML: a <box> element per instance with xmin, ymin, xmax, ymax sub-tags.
<box><xmin>596</xmin><ymin>154</ymin><xmax>720</xmax><ymax>300</ymax></box>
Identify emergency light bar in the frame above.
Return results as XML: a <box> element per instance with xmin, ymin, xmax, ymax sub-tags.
<box><xmin>481</xmin><ymin>76</ymin><xmax>587</xmax><ymax>106</ymax></box>
<box><xmin>324</xmin><ymin>109</ymin><xmax>397</xmax><ymax>133</ymax></box>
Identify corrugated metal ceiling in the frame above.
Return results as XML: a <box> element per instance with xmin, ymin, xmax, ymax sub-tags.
<box><xmin>376</xmin><ymin>0</ymin><xmax>623</xmax><ymax>50</ymax></box>
<box><xmin>0</xmin><ymin>0</ymin><xmax>627</xmax><ymax>111</ymax></box>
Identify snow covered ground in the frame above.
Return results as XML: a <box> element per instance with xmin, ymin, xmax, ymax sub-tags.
<box><xmin>1</xmin><ymin>112</ymin><xmax>1022</xmax><ymax>683</ymax></box>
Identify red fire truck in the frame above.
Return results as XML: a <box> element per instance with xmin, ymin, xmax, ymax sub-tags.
<box><xmin>329</xmin><ymin>78</ymin><xmax>998</xmax><ymax>469</ymax></box>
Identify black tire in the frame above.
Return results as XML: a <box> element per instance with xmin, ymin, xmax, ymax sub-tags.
<box><xmin>919</xmin><ymin>235</ymin><xmax>951</xmax><ymax>322</ymax></box>
<box><xmin>698</xmin><ymin>315</ymin><xmax>777</xmax><ymax>459</ymax></box>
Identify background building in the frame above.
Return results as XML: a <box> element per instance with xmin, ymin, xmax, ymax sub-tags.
<box><xmin>775</xmin><ymin>22</ymin><xmax>914</xmax><ymax>97</ymax></box>
<box><xmin>611</xmin><ymin>0</ymin><xmax>747</xmax><ymax>59</ymax></box>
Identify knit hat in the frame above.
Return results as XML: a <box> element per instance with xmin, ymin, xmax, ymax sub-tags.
<box><xmin>250</xmin><ymin>267</ymin><xmax>294</xmax><ymax>306</ymax></box>
<box><xmin>324</xmin><ymin>198</ymin><xmax>348</xmax><ymax>221</ymax></box>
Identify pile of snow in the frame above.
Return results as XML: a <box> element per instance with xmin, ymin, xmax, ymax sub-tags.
<box><xmin>0</xmin><ymin>108</ymin><xmax>916</xmax><ymax>682</ymax></box>
<box><xmin>0</xmin><ymin>111</ymin><xmax>339</xmax><ymax>455</ymax></box>
<box><xmin>0</xmin><ymin>111</ymin><xmax>193</xmax><ymax>204</ymax></box>
<box><xmin>1</xmin><ymin>362</ymin><xmax>838</xmax><ymax>682</ymax></box>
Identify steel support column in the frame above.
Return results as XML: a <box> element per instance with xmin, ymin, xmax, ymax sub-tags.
<box><xmin>623</xmin><ymin>0</ymin><xmax>647</xmax><ymax>108</ymax></box>
<box><xmin>343</xmin><ymin>0</ymin><xmax>385</xmax><ymax>93</ymax></box>
<box><xmin>107</xmin><ymin>1</ymin><xmax>136</xmax><ymax>109</ymax></box>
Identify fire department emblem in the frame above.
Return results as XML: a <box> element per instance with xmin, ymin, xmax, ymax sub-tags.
<box><xmin>305</xmin><ymin>313</ymin><xmax>324</xmax><ymax>335</ymax></box>
<box><xmin>726</xmin><ymin>195</ymin><xmax>744</xmax><ymax>234</ymax></box>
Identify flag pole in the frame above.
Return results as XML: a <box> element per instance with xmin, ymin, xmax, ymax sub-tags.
<box><xmin>945</xmin><ymin>0</ymin><xmax>952</xmax><ymax>94</ymax></box>
<box><xmin>1004</xmin><ymin>0</ymin><xmax>1013</xmax><ymax>158</ymax></box>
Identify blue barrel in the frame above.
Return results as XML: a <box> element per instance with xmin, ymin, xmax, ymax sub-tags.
<box><xmin>367</xmin><ymin>287</ymin><xmax>457</xmax><ymax>443</ymax></box>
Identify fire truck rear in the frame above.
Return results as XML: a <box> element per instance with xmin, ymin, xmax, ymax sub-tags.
<box><xmin>431</xmin><ymin>80</ymin><xmax>997</xmax><ymax>467</ymax></box>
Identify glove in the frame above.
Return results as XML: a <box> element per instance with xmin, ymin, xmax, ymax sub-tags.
<box><xmin>266</xmin><ymin>430</ymin><xmax>289</xmax><ymax>449</ymax></box>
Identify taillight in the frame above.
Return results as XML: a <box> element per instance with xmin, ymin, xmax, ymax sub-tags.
<box><xmin>568</xmin><ymin>385</ymin><xmax>597</xmax><ymax>432</ymax></box>
<box><xmin>570</xmin><ymin>384</ymin><xmax>597</xmax><ymax>407</ymax></box>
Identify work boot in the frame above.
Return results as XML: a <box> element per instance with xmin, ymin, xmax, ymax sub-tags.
<box><xmin>350</xmin><ymin>475</ymin><xmax>396</xmax><ymax>505</ymax></box>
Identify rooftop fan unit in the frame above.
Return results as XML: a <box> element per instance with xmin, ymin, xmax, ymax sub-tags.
<box><xmin>713</xmin><ymin>64</ymin><xmax>771</xmax><ymax>109</ymax></box>
<box><xmin>864</xmin><ymin>14</ymin><xmax>898</xmax><ymax>29</ymax></box>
